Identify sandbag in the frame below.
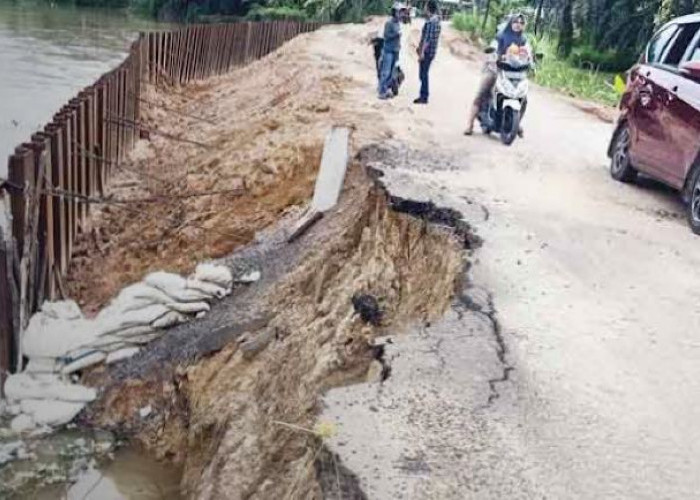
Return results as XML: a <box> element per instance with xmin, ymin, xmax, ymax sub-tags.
<box><xmin>166</xmin><ymin>301</ymin><xmax>210</xmax><ymax>314</ymax></box>
<box><xmin>10</xmin><ymin>414</ymin><xmax>34</xmax><ymax>433</ymax></box>
<box><xmin>151</xmin><ymin>311</ymin><xmax>186</xmax><ymax>329</ymax></box>
<box><xmin>61</xmin><ymin>351</ymin><xmax>107</xmax><ymax>375</ymax></box>
<box><xmin>144</xmin><ymin>271</ymin><xmax>216</xmax><ymax>302</ymax></box>
<box><xmin>20</xmin><ymin>399</ymin><xmax>85</xmax><ymax>427</ymax></box>
<box><xmin>41</xmin><ymin>300</ymin><xmax>83</xmax><ymax>320</ymax></box>
<box><xmin>193</xmin><ymin>263</ymin><xmax>233</xmax><ymax>288</ymax></box>
<box><xmin>4</xmin><ymin>373</ymin><xmax>96</xmax><ymax>403</ymax></box>
<box><xmin>106</xmin><ymin>348</ymin><xmax>141</xmax><ymax>365</ymax></box>
<box><xmin>24</xmin><ymin>357</ymin><xmax>58</xmax><ymax>374</ymax></box>
<box><xmin>23</xmin><ymin>313</ymin><xmax>96</xmax><ymax>359</ymax></box>
<box><xmin>96</xmin><ymin>304</ymin><xmax>170</xmax><ymax>336</ymax></box>
<box><xmin>186</xmin><ymin>278</ymin><xmax>227</xmax><ymax>299</ymax></box>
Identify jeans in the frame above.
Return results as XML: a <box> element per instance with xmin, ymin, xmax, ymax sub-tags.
<box><xmin>379</xmin><ymin>50</ymin><xmax>398</xmax><ymax>96</ymax></box>
<box><xmin>419</xmin><ymin>55</ymin><xmax>434</xmax><ymax>101</ymax></box>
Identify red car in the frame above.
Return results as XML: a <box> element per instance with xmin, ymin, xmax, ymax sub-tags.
<box><xmin>608</xmin><ymin>13</ymin><xmax>700</xmax><ymax>233</ymax></box>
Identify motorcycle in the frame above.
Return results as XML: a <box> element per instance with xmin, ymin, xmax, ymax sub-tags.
<box><xmin>370</xmin><ymin>36</ymin><xmax>405</xmax><ymax>97</ymax></box>
<box><xmin>478</xmin><ymin>47</ymin><xmax>532</xmax><ymax>146</ymax></box>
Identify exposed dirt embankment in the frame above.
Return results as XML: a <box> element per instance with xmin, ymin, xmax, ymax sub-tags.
<box><xmin>86</xmin><ymin>160</ymin><xmax>469</xmax><ymax>498</ymax></box>
<box><xmin>65</xmin><ymin>26</ymin><xmax>390</xmax><ymax>314</ymax></box>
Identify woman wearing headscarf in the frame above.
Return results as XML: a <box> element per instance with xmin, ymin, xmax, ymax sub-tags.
<box><xmin>464</xmin><ymin>13</ymin><xmax>531</xmax><ymax>135</ymax></box>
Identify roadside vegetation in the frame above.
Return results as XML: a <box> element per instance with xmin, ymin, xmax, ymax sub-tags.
<box><xmin>41</xmin><ymin>0</ymin><xmax>390</xmax><ymax>22</ymax></box>
<box><xmin>453</xmin><ymin>0</ymin><xmax>700</xmax><ymax>106</ymax></box>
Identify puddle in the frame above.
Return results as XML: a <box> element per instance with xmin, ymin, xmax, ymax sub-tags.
<box><xmin>0</xmin><ymin>420</ymin><xmax>182</xmax><ymax>500</ymax></box>
<box><xmin>36</xmin><ymin>447</ymin><xmax>183</xmax><ymax>500</ymax></box>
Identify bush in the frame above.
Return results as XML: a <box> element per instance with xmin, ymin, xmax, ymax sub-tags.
<box><xmin>452</xmin><ymin>12</ymin><xmax>481</xmax><ymax>36</ymax></box>
<box><xmin>452</xmin><ymin>11</ymin><xmax>498</xmax><ymax>42</ymax></box>
<box><xmin>245</xmin><ymin>6</ymin><xmax>309</xmax><ymax>22</ymax></box>
<box><xmin>568</xmin><ymin>45</ymin><xmax>636</xmax><ymax>73</ymax></box>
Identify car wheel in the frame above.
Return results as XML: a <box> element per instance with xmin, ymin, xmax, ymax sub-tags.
<box><xmin>610</xmin><ymin>125</ymin><xmax>637</xmax><ymax>183</ymax></box>
<box><xmin>687</xmin><ymin>166</ymin><xmax>700</xmax><ymax>235</ymax></box>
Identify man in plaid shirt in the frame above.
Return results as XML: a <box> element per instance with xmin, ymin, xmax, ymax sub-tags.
<box><xmin>414</xmin><ymin>0</ymin><xmax>441</xmax><ymax>104</ymax></box>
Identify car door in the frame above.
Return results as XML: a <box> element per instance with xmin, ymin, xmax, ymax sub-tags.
<box><xmin>628</xmin><ymin>24</ymin><xmax>679</xmax><ymax>177</ymax></box>
<box><xmin>661</xmin><ymin>27</ymin><xmax>700</xmax><ymax>187</ymax></box>
<box><xmin>646</xmin><ymin>22</ymin><xmax>700</xmax><ymax>187</ymax></box>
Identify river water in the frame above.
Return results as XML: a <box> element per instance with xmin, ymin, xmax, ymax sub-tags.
<box><xmin>0</xmin><ymin>4</ymin><xmax>183</xmax><ymax>498</ymax></box>
<box><xmin>0</xmin><ymin>1</ymin><xmax>162</xmax><ymax>177</ymax></box>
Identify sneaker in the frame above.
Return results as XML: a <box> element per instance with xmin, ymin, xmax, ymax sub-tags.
<box><xmin>379</xmin><ymin>92</ymin><xmax>391</xmax><ymax>100</ymax></box>
<box><xmin>413</xmin><ymin>97</ymin><xmax>428</xmax><ymax>104</ymax></box>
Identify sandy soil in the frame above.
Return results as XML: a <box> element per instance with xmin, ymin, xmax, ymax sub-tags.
<box><xmin>65</xmin><ymin>28</ymin><xmax>392</xmax><ymax>313</ymax></box>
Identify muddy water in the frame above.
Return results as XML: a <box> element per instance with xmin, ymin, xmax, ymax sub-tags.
<box><xmin>0</xmin><ymin>2</ymin><xmax>163</xmax><ymax>176</ymax></box>
<box><xmin>37</xmin><ymin>447</ymin><xmax>183</xmax><ymax>500</ymax></box>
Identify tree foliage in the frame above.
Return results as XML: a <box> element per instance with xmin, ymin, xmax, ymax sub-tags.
<box><xmin>468</xmin><ymin>0</ymin><xmax>700</xmax><ymax>71</ymax></box>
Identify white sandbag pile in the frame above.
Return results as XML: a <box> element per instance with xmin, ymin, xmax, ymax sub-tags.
<box><xmin>3</xmin><ymin>263</ymin><xmax>236</xmax><ymax>432</ymax></box>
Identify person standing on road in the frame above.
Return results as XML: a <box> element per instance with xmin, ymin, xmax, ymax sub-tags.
<box><xmin>378</xmin><ymin>3</ymin><xmax>404</xmax><ymax>100</ymax></box>
<box><xmin>414</xmin><ymin>0</ymin><xmax>441</xmax><ymax>104</ymax></box>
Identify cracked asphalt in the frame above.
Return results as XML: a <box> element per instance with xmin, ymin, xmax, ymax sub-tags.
<box><xmin>320</xmin><ymin>20</ymin><xmax>700</xmax><ymax>499</ymax></box>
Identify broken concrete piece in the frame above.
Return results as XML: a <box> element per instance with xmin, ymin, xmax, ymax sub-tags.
<box><xmin>311</xmin><ymin>127</ymin><xmax>350</xmax><ymax>212</ymax></box>
<box><xmin>237</xmin><ymin>270</ymin><xmax>261</xmax><ymax>283</ymax></box>
<box><xmin>4</xmin><ymin>373</ymin><xmax>96</xmax><ymax>403</ymax></box>
<box><xmin>20</xmin><ymin>399</ymin><xmax>85</xmax><ymax>427</ymax></box>
<box><xmin>287</xmin><ymin>209</ymin><xmax>323</xmax><ymax>242</ymax></box>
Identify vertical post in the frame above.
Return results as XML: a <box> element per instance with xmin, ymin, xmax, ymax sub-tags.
<box><xmin>0</xmin><ymin>221</ymin><xmax>16</xmax><ymax>394</ymax></box>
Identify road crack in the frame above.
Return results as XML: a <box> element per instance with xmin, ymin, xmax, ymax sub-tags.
<box><xmin>455</xmin><ymin>285</ymin><xmax>514</xmax><ymax>407</ymax></box>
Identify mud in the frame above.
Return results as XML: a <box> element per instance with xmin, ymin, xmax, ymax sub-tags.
<box><xmin>78</xmin><ymin>146</ymin><xmax>470</xmax><ymax>498</ymax></box>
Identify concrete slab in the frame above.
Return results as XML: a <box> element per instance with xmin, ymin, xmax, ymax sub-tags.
<box><xmin>311</xmin><ymin>127</ymin><xmax>350</xmax><ymax>212</ymax></box>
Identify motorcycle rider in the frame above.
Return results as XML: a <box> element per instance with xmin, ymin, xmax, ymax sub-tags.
<box><xmin>464</xmin><ymin>13</ymin><xmax>531</xmax><ymax>136</ymax></box>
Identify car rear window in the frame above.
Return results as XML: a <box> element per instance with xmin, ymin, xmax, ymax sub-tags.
<box><xmin>662</xmin><ymin>23</ymin><xmax>700</xmax><ymax>66</ymax></box>
<box><xmin>648</xmin><ymin>24</ymin><xmax>679</xmax><ymax>63</ymax></box>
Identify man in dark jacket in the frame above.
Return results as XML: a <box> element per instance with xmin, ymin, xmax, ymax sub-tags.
<box><xmin>378</xmin><ymin>3</ymin><xmax>405</xmax><ymax>99</ymax></box>
<box><xmin>414</xmin><ymin>0</ymin><xmax>441</xmax><ymax>104</ymax></box>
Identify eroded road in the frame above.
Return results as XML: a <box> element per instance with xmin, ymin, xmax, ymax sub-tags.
<box><xmin>319</xmin><ymin>21</ymin><xmax>700</xmax><ymax>499</ymax></box>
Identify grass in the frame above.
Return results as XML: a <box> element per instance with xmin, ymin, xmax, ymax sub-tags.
<box><xmin>451</xmin><ymin>15</ymin><xmax>621</xmax><ymax>107</ymax></box>
<box><xmin>530</xmin><ymin>37</ymin><xmax>620</xmax><ymax>107</ymax></box>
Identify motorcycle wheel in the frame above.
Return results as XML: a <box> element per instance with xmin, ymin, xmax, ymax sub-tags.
<box><xmin>501</xmin><ymin>108</ymin><xmax>520</xmax><ymax>146</ymax></box>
